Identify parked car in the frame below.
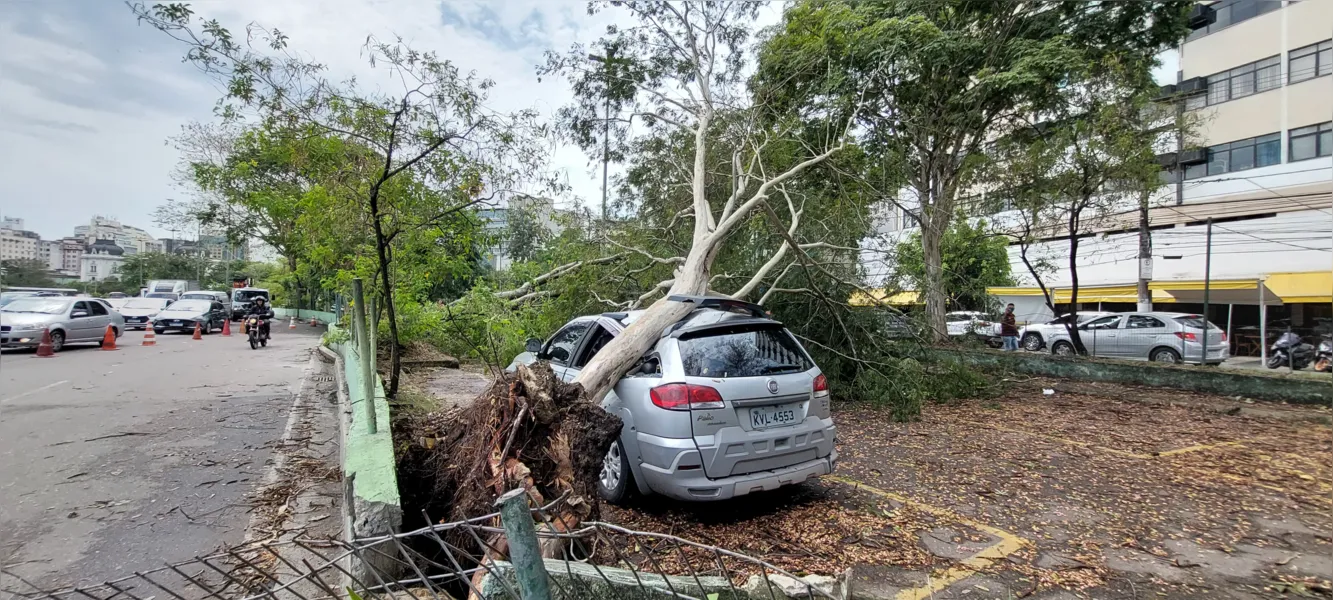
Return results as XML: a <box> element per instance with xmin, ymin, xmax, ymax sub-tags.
<box><xmin>1044</xmin><ymin>312</ymin><xmax>1229</xmax><ymax>364</ymax></box>
<box><xmin>507</xmin><ymin>295</ymin><xmax>836</xmax><ymax>503</ymax></box>
<box><xmin>180</xmin><ymin>290</ymin><xmax>233</xmax><ymax>318</ymax></box>
<box><xmin>1018</xmin><ymin>311</ymin><xmax>1115</xmax><ymax>351</ymax></box>
<box><xmin>945</xmin><ymin>311</ymin><xmax>1004</xmax><ymax>347</ymax></box>
<box><xmin>1</xmin><ymin>297</ymin><xmax>124</xmax><ymax>351</ymax></box>
<box><xmin>152</xmin><ymin>299</ymin><xmax>228</xmax><ymax>335</ymax></box>
<box><xmin>119</xmin><ymin>297</ymin><xmax>172</xmax><ymax>330</ymax></box>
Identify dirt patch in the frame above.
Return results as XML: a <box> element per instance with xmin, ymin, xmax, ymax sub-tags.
<box><xmin>835</xmin><ymin>377</ymin><xmax>1333</xmax><ymax>598</ymax></box>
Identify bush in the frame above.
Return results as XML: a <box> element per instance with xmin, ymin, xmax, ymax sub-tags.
<box><xmin>838</xmin><ymin>354</ymin><xmax>994</xmax><ymax>422</ymax></box>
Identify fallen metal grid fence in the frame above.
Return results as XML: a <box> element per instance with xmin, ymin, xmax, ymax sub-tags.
<box><xmin>2</xmin><ymin>493</ymin><xmax>835</xmax><ymax>600</ymax></box>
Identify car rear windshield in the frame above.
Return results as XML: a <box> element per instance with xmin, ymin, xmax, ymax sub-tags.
<box><xmin>679</xmin><ymin>325</ymin><xmax>813</xmax><ymax>378</ymax></box>
<box><xmin>124</xmin><ymin>298</ymin><xmax>169</xmax><ymax>310</ymax></box>
<box><xmin>234</xmin><ymin>290</ymin><xmax>268</xmax><ymax>302</ymax></box>
<box><xmin>1174</xmin><ymin>316</ymin><xmax>1221</xmax><ymax>330</ymax></box>
<box><xmin>169</xmin><ymin>300</ymin><xmax>212</xmax><ymax>312</ymax></box>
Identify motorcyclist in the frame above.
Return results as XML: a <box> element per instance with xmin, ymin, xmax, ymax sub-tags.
<box><xmin>246</xmin><ymin>297</ymin><xmax>274</xmax><ymax>340</ymax></box>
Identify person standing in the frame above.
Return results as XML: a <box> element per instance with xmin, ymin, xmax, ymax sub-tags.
<box><xmin>1001</xmin><ymin>303</ymin><xmax>1019</xmax><ymax>351</ymax></box>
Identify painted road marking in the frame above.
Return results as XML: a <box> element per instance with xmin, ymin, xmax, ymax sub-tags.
<box><xmin>1</xmin><ymin>379</ymin><xmax>69</xmax><ymax>405</ymax></box>
<box><xmin>826</xmin><ymin>476</ymin><xmax>1028</xmax><ymax>600</ymax></box>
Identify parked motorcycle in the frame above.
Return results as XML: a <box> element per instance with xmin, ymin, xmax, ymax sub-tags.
<box><xmin>245</xmin><ymin>316</ymin><xmax>269</xmax><ymax>350</ymax></box>
<box><xmin>1267</xmin><ymin>331</ymin><xmax>1314</xmax><ymax>370</ymax></box>
<box><xmin>1314</xmin><ymin>335</ymin><xmax>1332</xmax><ymax>373</ymax></box>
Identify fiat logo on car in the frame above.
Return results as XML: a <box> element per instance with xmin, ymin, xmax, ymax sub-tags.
<box><xmin>767</xmin><ymin>379</ymin><xmax>779</xmax><ymax>394</ymax></box>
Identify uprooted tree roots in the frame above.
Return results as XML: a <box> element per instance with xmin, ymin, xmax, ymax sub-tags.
<box><xmin>397</xmin><ymin>362</ymin><xmax>622</xmax><ymax>559</ymax></box>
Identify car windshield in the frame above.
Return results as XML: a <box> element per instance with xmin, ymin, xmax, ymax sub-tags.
<box><xmin>124</xmin><ymin>298</ymin><xmax>170</xmax><ymax>310</ymax></box>
<box><xmin>105</xmin><ymin>298</ymin><xmax>129</xmax><ymax>308</ymax></box>
<box><xmin>2</xmin><ymin>298</ymin><xmax>71</xmax><ymax>314</ymax></box>
<box><xmin>168</xmin><ymin>300</ymin><xmax>212</xmax><ymax>312</ymax></box>
<box><xmin>1174</xmin><ymin>315</ymin><xmax>1222</xmax><ymax>330</ymax></box>
<box><xmin>679</xmin><ymin>325</ymin><xmax>813</xmax><ymax>378</ymax></box>
<box><xmin>234</xmin><ymin>290</ymin><xmax>269</xmax><ymax>302</ymax></box>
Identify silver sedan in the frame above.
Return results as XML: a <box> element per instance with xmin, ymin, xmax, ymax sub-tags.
<box><xmin>1</xmin><ymin>297</ymin><xmax>125</xmax><ymax>352</ymax></box>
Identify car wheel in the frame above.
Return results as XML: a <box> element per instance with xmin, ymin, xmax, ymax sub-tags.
<box><xmin>49</xmin><ymin>330</ymin><xmax>65</xmax><ymax>352</ymax></box>
<box><xmin>598</xmin><ymin>439</ymin><xmax>632</xmax><ymax>505</ymax></box>
<box><xmin>1051</xmin><ymin>341</ymin><xmax>1074</xmax><ymax>356</ymax></box>
<box><xmin>1151</xmin><ymin>348</ymin><xmax>1181</xmax><ymax>364</ymax></box>
<box><xmin>1021</xmin><ymin>333</ymin><xmax>1043</xmax><ymax>351</ymax></box>
<box><xmin>154</xmin><ymin>328</ymin><xmax>165</xmax><ymax>335</ymax></box>
<box><xmin>201</xmin><ymin>321</ymin><xmax>211</xmax><ymax>335</ymax></box>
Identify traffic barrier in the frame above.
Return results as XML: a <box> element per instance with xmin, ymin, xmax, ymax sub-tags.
<box><xmin>192</xmin><ymin>321</ymin><xmax>203</xmax><ymax>340</ymax></box>
<box><xmin>99</xmin><ymin>325</ymin><xmax>119</xmax><ymax>351</ymax></box>
<box><xmin>36</xmin><ymin>328</ymin><xmax>55</xmax><ymax>357</ymax></box>
<box><xmin>289</xmin><ymin>316</ymin><xmax>297</xmax><ymax>329</ymax></box>
<box><xmin>221</xmin><ymin>318</ymin><xmax>232</xmax><ymax>337</ymax></box>
<box><xmin>142</xmin><ymin>326</ymin><xmax>156</xmax><ymax>346</ymax></box>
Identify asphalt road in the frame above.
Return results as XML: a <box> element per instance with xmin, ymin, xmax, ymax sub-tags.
<box><xmin>0</xmin><ymin>322</ymin><xmax>325</xmax><ymax>590</ymax></box>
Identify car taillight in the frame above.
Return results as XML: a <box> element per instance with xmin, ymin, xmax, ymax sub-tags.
<box><xmin>1175</xmin><ymin>332</ymin><xmax>1197</xmax><ymax>341</ymax></box>
<box><xmin>813</xmin><ymin>374</ymin><xmax>828</xmax><ymax>393</ymax></box>
<box><xmin>649</xmin><ymin>383</ymin><xmax>725</xmax><ymax>411</ymax></box>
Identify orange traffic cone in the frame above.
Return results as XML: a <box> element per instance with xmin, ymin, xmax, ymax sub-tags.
<box><xmin>142</xmin><ymin>326</ymin><xmax>156</xmax><ymax>346</ymax></box>
<box><xmin>221</xmin><ymin>318</ymin><xmax>232</xmax><ymax>337</ymax></box>
<box><xmin>99</xmin><ymin>324</ymin><xmax>119</xmax><ymax>351</ymax></box>
<box><xmin>310</xmin><ymin>316</ymin><xmax>318</xmax><ymax>327</ymax></box>
<box><xmin>35</xmin><ymin>328</ymin><xmax>55</xmax><ymax>357</ymax></box>
<box><xmin>288</xmin><ymin>316</ymin><xmax>297</xmax><ymax>329</ymax></box>
<box><xmin>192</xmin><ymin>321</ymin><xmax>203</xmax><ymax>340</ymax></box>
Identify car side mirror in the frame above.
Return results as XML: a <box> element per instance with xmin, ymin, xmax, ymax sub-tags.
<box><xmin>525</xmin><ymin>338</ymin><xmax>543</xmax><ymax>354</ymax></box>
<box><xmin>71</xmin><ymin>310</ymin><xmax>88</xmax><ymax>318</ymax></box>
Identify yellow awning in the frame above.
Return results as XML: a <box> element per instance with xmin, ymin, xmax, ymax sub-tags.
<box><xmin>988</xmin><ymin>285</ymin><xmax>1173</xmax><ymax>303</ymax></box>
<box><xmin>1264</xmin><ymin>271</ymin><xmax>1333</xmax><ymax>304</ymax></box>
<box><xmin>1148</xmin><ymin>279</ymin><xmax>1259</xmax><ymax>292</ymax></box>
<box><xmin>849</xmin><ymin>289</ymin><xmax>920</xmax><ymax>306</ymax></box>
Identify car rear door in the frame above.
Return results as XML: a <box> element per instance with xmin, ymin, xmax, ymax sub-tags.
<box><xmin>1123</xmin><ymin>314</ymin><xmax>1167</xmax><ymax>359</ymax></box>
<box><xmin>677</xmin><ymin>323</ymin><xmax>829</xmax><ymax>479</ymax></box>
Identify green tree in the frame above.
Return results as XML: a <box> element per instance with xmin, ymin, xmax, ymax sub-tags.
<box><xmin>894</xmin><ymin>220</ymin><xmax>1012</xmax><ymax>312</ymax></box>
<box><xmin>0</xmin><ymin>259</ymin><xmax>56</xmax><ymax>287</ymax></box>
<box><xmin>757</xmin><ymin>0</ymin><xmax>1190</xmax><ymax>341</ymax></box>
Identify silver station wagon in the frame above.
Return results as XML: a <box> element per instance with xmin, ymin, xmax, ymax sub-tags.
<box><xmin>509</xmin><ymin>296</ymin><xmax>837</xmax><ymax>503</ymax></box>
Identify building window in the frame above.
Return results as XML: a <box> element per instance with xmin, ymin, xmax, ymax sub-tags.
<box><xmin>1186</xmin><ymin>0</ymin><xmax>1281</xmax><ymax>41</ymax></box>
<box><xmin>1187</xmin><ymin>133</ymin><xmax>1280</xmax><ymax>180</ymax></box>
<box><xmin>1190</xmin><ymin>56</ymin><xmax>1281</xmax><ymax>109</ymax></box>
<box><xmin>1289</xmin><ymin>122</ymin><xmax>1332</xmax><ymax>161</ymax></box>
<box><xmin>1289</xmin><ymin>40</ymin><xmax>1332</xmax><ymax>83</ymax></box>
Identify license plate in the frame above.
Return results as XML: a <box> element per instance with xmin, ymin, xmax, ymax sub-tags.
<box><xmin>172</xmin><ymin>321</ymin><xmax>183</xmax><ymax>326</ymax></box>
<box><xmin>750</xmin><ymin>403</ymin><xmax>799</xmax><ymax>429</ymax></box>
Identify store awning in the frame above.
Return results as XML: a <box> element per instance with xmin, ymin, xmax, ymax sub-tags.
<box><xmin>849</xmin><ymin>289</ymin><xmax>920</xmax><ymax>306</ymax></box>
<box><xmin>987</xmin><ymin>285</ymin><xmax>1174</xmax><ymax>303</ymax></box>
<box><xmin>1149</xmin><ymin>278</ymin><xmax>1281</xmax><ymax>305</ymax></box>
<box><xmin>1263</xmin><ymin>271</ymin><xmax>1333</xmax><ymax>304</ymax></box>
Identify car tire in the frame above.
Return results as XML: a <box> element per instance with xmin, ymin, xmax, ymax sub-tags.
<box><xmin>201</xmin><ymin>321</ymin><xmax>211</xmax><ymax>335</ymax></box>
<box><xmin>597</xmin><ymin>439</ymin><xmax>633</xmax><ymax>505</ymax></box>
<box><xmin>1051</xmin><ymin>341</ymin><xmax>1075</xmax><ymax>356</ymax></box>
<box><xmin>1021</xmin><ymin>333</ymin><xmax>1043</xmax><ymax>351</ymax></box>
<box><xmin>154</xmin><ymin>328</ymin><xmax>165</xmax><ymax>335</ymax></box>
<box><xmin>1151</xmin><ymin>348</ymin><xmax>1181</xmax><ymax>364</ymax></box>
<box><xmin>49</xmin><ymin>330</ymin><xmax>65</xmax><ymax>352</ymax></box>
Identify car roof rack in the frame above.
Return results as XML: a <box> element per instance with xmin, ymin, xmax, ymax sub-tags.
<box><xmin>667</xmin><ymin>294</ymin><xmax>769</xmax><ymax>319</ymax></box>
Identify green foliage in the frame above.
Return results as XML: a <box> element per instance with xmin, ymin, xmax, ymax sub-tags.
<box><xmin>0</xmin><ymin>259</ymin><xmax>57</xmax><ymax>287</ymax></box>
<box><xmin>894</xmin><ymin>220</ymin><xmax>1013</xmax><ymax>311</ymax></box>
<box><xmin>321</xmin><ymin>326</ymin><xmax>351</xmax><ymax>347</ymax></box>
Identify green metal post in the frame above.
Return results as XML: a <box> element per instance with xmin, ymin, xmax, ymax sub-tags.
<box><xmin>368</xmin><ymin>294</ymin><xmax>377</xmax><ymax>367</ymax></box>
<box><xmin>495</xmin><ymin>489</ymin><xmax>551</xmax><ymax>600</ymax></box>
<box><xmin>350</xmin><ymin>278</ymin><xmax>378</xmax><ymax>434</ymax></box>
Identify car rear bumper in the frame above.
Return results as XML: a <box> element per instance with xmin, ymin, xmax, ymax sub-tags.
<box><xmin>637</xmin><ymin>443</ymin><xmax>837</xmax><ymax>501</ymax></box>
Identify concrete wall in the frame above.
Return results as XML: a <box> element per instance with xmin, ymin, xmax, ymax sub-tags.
<box><xmin>274</xmin><ymin>307</ymin><xmax>337</xmax><ymax>324</ymax></box>
<box><xmin>323</xmin><ymin>324</ymin><xmax>402</xmax><ymax>580</ymax></box>
<box><xmin>939</xmin><ymin>348</ymin><xmax>1333</xmax><ymax>405</ymax></box>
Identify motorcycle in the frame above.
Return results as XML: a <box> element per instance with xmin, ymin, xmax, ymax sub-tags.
<box><xmin>1314</xmin><ymin>335</ymin><xmax>1333</xmax><ymax>373</ymax></box>
<box><xmin>1266</xmin><ymin>331</ymin><xmax>1314</xmax><ymax>370</ymax></box>
<box><xmin>245</xmin><ymin>316</ymin><xmax>269</xmax><ymax>350</ymax></box>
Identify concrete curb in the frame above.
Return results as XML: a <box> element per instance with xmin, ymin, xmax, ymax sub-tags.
<box><xmin>323</xmin><ymin>325</ymin><xmax>402</xmax><ymax>583</ymax></box>
<box><xmin>939</xmin><ymin>348</ymin><xmax>1333</xmax><ymax>405</ymax></box>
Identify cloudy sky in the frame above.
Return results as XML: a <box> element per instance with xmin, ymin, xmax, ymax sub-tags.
<box><xmin>0</xmin><ymin>0</ymin><xmax>641</xmax><ymax>241</ymax></box>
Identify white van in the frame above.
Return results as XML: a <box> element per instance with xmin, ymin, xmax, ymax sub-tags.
<box><xmin>230</xmin><ymin>287</ymin><xmax>271</xmax><ymax>319</ymax></box>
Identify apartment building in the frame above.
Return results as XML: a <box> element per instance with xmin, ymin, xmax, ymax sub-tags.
<box><xmin>0</xmin><ymin>228</ymin><xmax>39</xmax><ymax>261</ymax></box>
<box><xmin>74</xmin><ymin>216</ymin><xmax>164</xmax><ymax>255</ymax></box>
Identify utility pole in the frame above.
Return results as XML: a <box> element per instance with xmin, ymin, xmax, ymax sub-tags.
<box><xmin>1201</xmin><ymin>218</ymin><xmax>1213</xmax><ymax>365</ymax></box>
<box><xmin>1136</xmin><ymin>189</ymin><xmax>1153</xmax><ymax>313</ymax></box>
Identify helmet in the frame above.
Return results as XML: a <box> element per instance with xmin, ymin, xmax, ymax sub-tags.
<box><xmin>255</xmin><ymin>297</ymin><xmax>268</xmax><ymax>304</ymax></box>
